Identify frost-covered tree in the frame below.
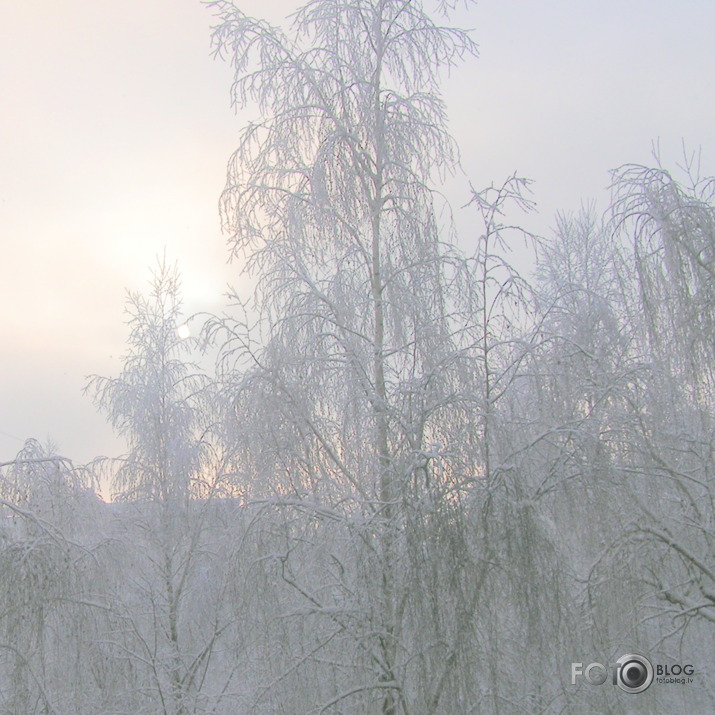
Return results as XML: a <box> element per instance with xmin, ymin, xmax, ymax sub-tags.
<box><xmin>529</xmin><ymin>206</ymin><xmax>637</xmax><ymax>522</ymax></box>
<box><xmin>204</xmin><ymin>1</ymin><xmax>507</xmax><ymax>711</ymax></box>
<box><xmin>87</xmin><ymin>259</ymin><xmax>208</xmax><ymax>504</ymax></box>
<box><xmin>0</xmin><ymin>439</ymin><xmax>108</xmax><ymax>714</ymax></box>
<box><xmin>611</xmin><ymin>158</ymin><xmax>715</xmax><ymax>397</ymax></box>
<box><xmin>208</xmin><ymin>0</ymin><xmax>479</xmax><ymax>503</ymax></box>
<box><xmin>461</xmin><ymin>174</ymin><xmax>538</xmax><ymax>485</ymax></box>
<box><xmin>601</xmin><ymin>160</ymin><xmax>715</xmax><ymax>688</ymax></box>
<box><xmin>518</xmin><ymin>168</ymin><xmax>715</xmax><ymax>713</ymax></box>
<box><xmin>87</xmin><ymin>260</ymin><xmax>239</xmax><ymax>714</ymax></box>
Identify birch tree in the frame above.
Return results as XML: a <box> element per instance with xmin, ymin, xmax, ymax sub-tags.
<box><xmin>610</xmin><ymin>158</ymin><xmax>715</xmax><ymax>396</ymax></box>
<box><xmin>603</xmin><ymin>160</ymin><xmax>715</xmax><ymax>671</ymax></box>
<box><xmin>0</xmin><ymin>440</ymin><xmax>108</xmax><ymax>714</ymax></box>
<box><xmin>206</xmin><ymin>1</ymin><xmax>491</xmax><ymax>711</ymax></box>
<box><xmin>87</xmin><ymin>260</ymin><xmax>238</xmax><ymax>714</ymax></box>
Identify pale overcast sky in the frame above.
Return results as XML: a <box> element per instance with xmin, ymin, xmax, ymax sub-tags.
<box><xmin>1</xmin><ymin>0</ymin><xmax>714</xmax><ymax>467</ymax></box>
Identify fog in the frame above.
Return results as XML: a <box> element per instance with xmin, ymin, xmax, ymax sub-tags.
<box><xmin>0</xmin><ymin>1</ymin><xmax>713</xmax><ymax>712</ymax></box>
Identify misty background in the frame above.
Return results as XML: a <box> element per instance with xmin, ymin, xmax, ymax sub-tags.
<box><xmin>2</xmin><ymin>0</ymin><xmax>714</xmax><ymax>465</ymax></box>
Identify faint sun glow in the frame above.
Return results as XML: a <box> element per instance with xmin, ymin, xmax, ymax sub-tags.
<box><xmin>177</xmin><ymin>324</ymin><xmax>191</xmax><ymax>340</ymax></box>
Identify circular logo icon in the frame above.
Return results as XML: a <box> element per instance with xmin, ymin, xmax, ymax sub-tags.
<box><xmin>615</xmin><ymin>654</ymin><xmax>653</xmax><ymax>693</ymax></box>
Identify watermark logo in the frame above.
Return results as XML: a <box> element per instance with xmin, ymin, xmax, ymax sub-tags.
<box><xmin>572</xmin><ymin>654</ymin><xmax>694</xmax><ymax>692</ymax></box>
<box><xmin>572</xmin><ymin>654</ymin><xmax>653</xmax><ymax>693</ymax></box>
<box><xmin>655</xmin><ymin>663</ymin><xmax>695</xmax><ymax>685</ymax></box>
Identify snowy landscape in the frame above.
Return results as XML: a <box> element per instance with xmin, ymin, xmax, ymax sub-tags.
<box><xmin>1</xmin><ymin>1</ymin><xmax>714</xmax><ymax>713</ymax></box>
